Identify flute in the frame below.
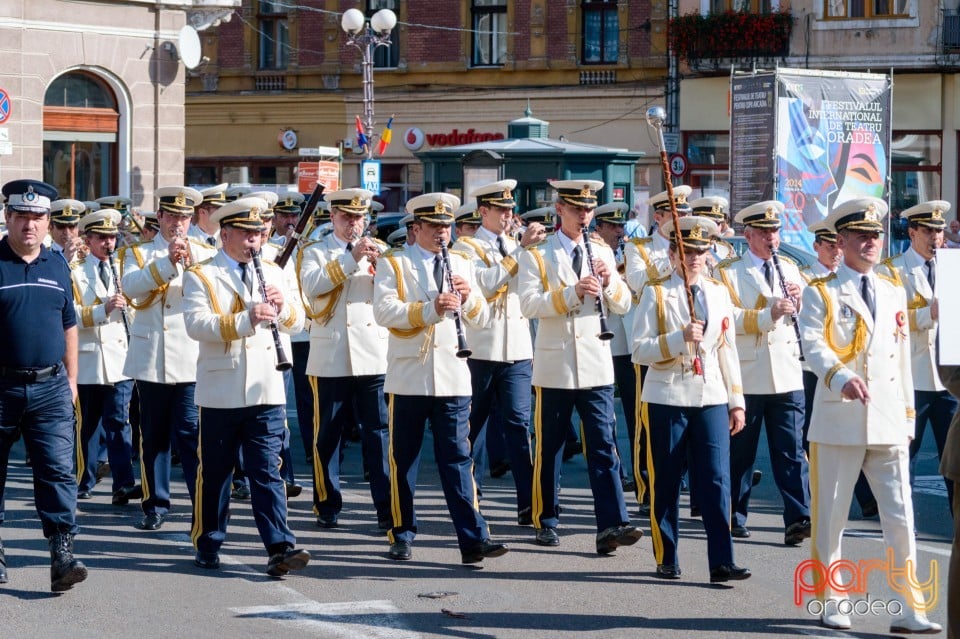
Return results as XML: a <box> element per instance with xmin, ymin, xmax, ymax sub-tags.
<box><xmin>770</xmin><ymin>248</ymin><xmax>805</xmax><ymax>362</ymax></box>
<box><xmin>438</xmin><ymin>243</ymin><xmax>472</xmax><ymax>359</ymax></box>
<box><xmin>581</xmin><ymin>226</ymin><xmax>614</xmax><ymax>341</ymax></box>
<box><xmin>106</xmin><ymin>249</ymin><xmax>131</xmax><ymax>342</ymax></box>
<box><xmin>250</xmin><ymin>249</ymin><xmax>293</xmax><ymax>371</ymax></box>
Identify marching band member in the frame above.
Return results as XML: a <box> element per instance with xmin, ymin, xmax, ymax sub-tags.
<box><xmin>716</xmin><ymin>200</ymin><xmax>811</xmax><ymax>545</ymax></box>
<box><xmin>517</xmin><ymin>179</ymin><xmax>640</xmax><ymax>553</ymax></box>
<box><xmin>49</xmin><ymin>199</ymin><xmax>86</xmax><ymax>264</ymax></box>
<box><xmin>298</xmin><ymin>188</ymin><xmax>392</xmax><ymax>529</ymax></box>
<box><xmin>690</xmin><ymin>195</ymin><xmax>735</xmax><ymax>270</ymax></box>
<box><xmin>632</xmin><ymin>216</ymin><xmax>750</xmax><ymax>583</ymax></box>
<box><xmin>120</xmin><ymin>186</ymin><xmax>217</xmax><ymax>531</ymax></box>
<box><xmin>182</xmin><ymin>196</ymin><xmax>310</xmax><ymax>576</ymax></box>
<box><xmin>454</xmin><ymin>201</ymin><xmax>481</xmax><ymax>239</ymax></box>
<box><xmin>373</xmin><ymin>192</ymin><xmax>507</xmax><ymax>565</ymax></box>
<box><xmin>800</xmin><ymin>198</ymin><xmax>939</xmax><ymax>633</ymax></box>
<box><xmin>190</xmin><ymin>184</ymin><xmax>227</xmax><ymax>247</ymax></box>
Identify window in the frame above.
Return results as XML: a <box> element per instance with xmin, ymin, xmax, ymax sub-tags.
<box><xmin>42</xmin><ymin>72</ymin><xmax>119</xmax><ymax>201</ymax></box>
<box><xmin>368</xmin><ymin>0</ymin><xmax>400</xmax><ymax>69</ymax></box>
<box><xmin>685</xmin><ymin>132</ymin><xmax>731</xmax><ymax>197</ymax></box>
<box><xmin>472</xmin><ymin>0</ymin><xmax>507</xmax><ymax>66</ymax></box>
<box><xmin>825</xmin><ymin>0</ymin><xmax>909</xmax><ymax>18</ymax></box>
<box><xmin>259</xmin><ymin>0</ymin><xmax>289</xmax><ymax>70</ymax></box>
<box><xmin>710</xmin><ymin>0</ymin><xmax>773</xmax><ymax>11</ymax></box>
<box><xmin>582</xmin><ymin>0</ymin><xmax>618</xmax><ymax>64</ymax></box>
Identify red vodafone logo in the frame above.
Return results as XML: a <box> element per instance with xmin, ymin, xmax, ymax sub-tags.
<box><xmin>403</xmin><ymin>127</ymin><xmax>425</xmax><ymax>151</ymax></box>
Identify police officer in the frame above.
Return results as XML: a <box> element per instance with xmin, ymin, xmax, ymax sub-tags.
<box><xmin>183</xmin><ymin>196</ymin><xmax>310</xmax><ymax>576</ymax></box>
<box><xmin>298</xmin><ymin>188</ymin><xmax>392</xmax><ymax>529</ymax></box>
<box><xmin>0</xmin><ymin>179</ymin><xmax>87</xmax><ymax>591</ymax></box>
<box><xmin>877</xmin><ymin>200</ymin><xmax>958</xmax><ymax>508</ymax></box>
<box><xmin>800</xmin><ymin>198</ymin><xmax>940</xmax><ymax>633</ymax></box>
<box><xmin>373</xmin><ymin>192</ymin><xmax>508</xmax><ymax>564</ymax></box>
<box><xmin>716</xmin><ymin>200</ymin><xmax>811</xmax><ymax>545</ymax></box>
<box><xmin>120</xmin><ymin>186</ymin><xmax>217</xmax><ymax>530</ymax></box>
<box><xmin>70</xmin><ymin>208</ymin><xmax>139</xmax><ymax>504</ymax></box>
<box><xmin>517</xmin><ymin>180</ymin><xmax>640</xmax><ymax>553</ymax></box>
<box><xmin>632</xmin><ymin>215</ymin><xmax>750</xmax><ymax>583</ymax></box>
<box><xmin>453</xmin><ymin>179</ymin><xmax>541</xmax><ymax>524</ymax></box>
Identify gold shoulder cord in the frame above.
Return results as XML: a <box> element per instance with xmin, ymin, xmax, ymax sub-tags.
<box><xmin>296</xmin><ymin>247</ymin><xmax>343</xmax><ymax>325</ymax></box>
<box><xmin>631</xmin><ymin>239</ymin><xmax>660</xmax><ymax>281</ymax></box>
<box><xmin>652</xmin><ymin>283</ymin><xmax>680</xmax><ymax>367</ymax></box>
<box><xmin>383</xmin><ymin>254</ymin><xmax>424</xmax><ymax>339</ymax></box>
<box><xmin>812</xmin><ymin>280</ymin><xmax>866</xmax><ymax>364</ymax></box>
<box><xmin>125</xmin><ymin>245</ymin><xmax>168</xmax><ymax>311</ymax></box>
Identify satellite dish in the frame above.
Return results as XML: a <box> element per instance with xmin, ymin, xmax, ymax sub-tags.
<box><xmin>178</xmin><ymin>25</ymin><xmax>202</xmax><ymax>69</ymax></box>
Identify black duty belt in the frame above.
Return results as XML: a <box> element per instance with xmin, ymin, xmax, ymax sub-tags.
<box><xmin>0</xmin><ymin>365</ymin><xmax>59</xmax><ymax>383</ymax></box>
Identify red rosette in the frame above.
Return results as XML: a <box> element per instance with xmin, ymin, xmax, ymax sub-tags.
<box><xmin>896</xmin><ymin>311</ymin><xmax>906</xmax><ymax>327</ymax></box>
<box><xmin>722</xmin><ymin>316</ymin><xmax>730</xmax><ymax>331</ymax></box>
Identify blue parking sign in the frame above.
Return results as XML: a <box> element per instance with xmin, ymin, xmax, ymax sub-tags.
<box><xmin>361</xmin><ymin>160</ymin><xmax>380</xmax><ymax>195</ymax></box>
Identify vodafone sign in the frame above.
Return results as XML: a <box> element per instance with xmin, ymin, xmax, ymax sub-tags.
<box><xmin>403</xmin><ymin>127</ymin><xmax>505</xmax><ymax>151</ymax></box>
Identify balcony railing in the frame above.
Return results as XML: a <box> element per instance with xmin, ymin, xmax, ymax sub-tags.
<box><xmin>669</xmin><ymin>10</ymin><xmax>792</xmax><ymax>68</ymax></box>
<box><xmin>944</xmin><ymin>11</ymin><xmax>960</xmax><ymax>50</ymax></box>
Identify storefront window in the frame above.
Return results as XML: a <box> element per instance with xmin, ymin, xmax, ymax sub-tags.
<box><xmin>685</xmin><ymin>132</ymin><xmax>730</xmax><ymax>196</ymax></box>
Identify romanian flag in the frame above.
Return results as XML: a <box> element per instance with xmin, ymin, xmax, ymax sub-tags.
<box><xmin>376</xmin><ymin>115</ymin><xmax>394</xmax><ymax>157</ymax></box>
<box><xmin>355</xmin><ymin>115</ymin><xmax>369</xmax><ymax>153</ymax></box>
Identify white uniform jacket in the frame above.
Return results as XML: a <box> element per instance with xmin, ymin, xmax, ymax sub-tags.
<box><xmin>517</xmin><ymin>233</ymin><xmax>631</xmax><ymax>390</ymax></box>
<box><xmin>119</xmin><ymin>236</ymin><xmax>218</xmax><ymax>383</ymax></box>
<box><xmin>799</xmin><ymin>263</ymin><xmax>915</xmax><ymax>446</ymax></box>
<box><xmin>187</xmin><ymin>224</ymin><xmax>219</xmax><ymax>248</ymax></box>
<box><xmin>623</xmin><ymin>232</ymin><xmax>672</xmax><ymax>295</ymax></box>
<box><xmin>632</xmin><ymin>273</ymin><xmax>744</xmax><ymax>410</ymax></box>
<box><xmin>182</xmin><ymin>251</ymin><xmax>303</xmax><ymax>408</ymax></box>
<box><xmin>608</xmin><ymin>242</ymin><xmax>635</xmax><ymax>358</ymax></box>
<box><xmin>716</xmin><ymin>252</ymin><xmax>804</xmax><ymax>394</ymax></box>
<box><xmin>373</xmin><ymin>245</ymin><xmax>489</xmax><ymax>397</ymax></box>
<box><xmin>298</xmin><ymin>234</ymin><xmax>389</xmax><ymax>378</ymax></box>
<box><xmin>453</xmin><ymin>230</ymin><xmax>533</xmax><ymax>362</ymax></box>
<box><xmin>70</xmin><ymin>256</ymin><xmax>130</xmax><ymax>385</ymax></box>
<box><xmin>877</xmin><ymin>249</ymin><xmax>943</xmax><ymax>392</ymax></box>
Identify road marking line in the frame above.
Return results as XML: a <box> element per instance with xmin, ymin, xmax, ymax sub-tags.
<box><xmin>845</xmin><ymin>529</ymin><xmax>951</xmax><ymax>557</ymax></box>
<box><xmin>230</xmin><ymin>600</ymin><xmax>420</xmax><ymax>638</ymax></box>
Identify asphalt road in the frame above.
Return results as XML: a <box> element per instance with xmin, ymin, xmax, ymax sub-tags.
<box><xmin>1</xmin><ymin>400</ymin><xmax>952</xmax><ymax>639</ymax></box>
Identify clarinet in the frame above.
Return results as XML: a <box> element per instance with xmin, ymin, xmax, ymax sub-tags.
<box><xmin>770</xmin><ymin>248</ymin><xmax>805</xmax><ymax>362</ymax></box>
<box><xmin>106</xmin><ymin>249</ymin><xmax>131</xmax><ymax>342</ymax></box>
<box><xmin>250</xmin><ymin>249</ymin><xmax>293</xmax><ymax>371</ymax></box>
<box><xmin>581</xmin><ymin>226</ymin><xmax>614</xmax><ymax>341</ymax></box>
<box><xmin>439</xmin><ymin>244</ymin><xmax>472</xmax><ymax>359</ymax></box>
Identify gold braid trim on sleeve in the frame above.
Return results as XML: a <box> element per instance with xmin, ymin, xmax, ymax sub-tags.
<box><xmin>325</xmin><ymin>259</ymin><xmax>348</xmax><ymax>287</ymax></box>
<box><xmin>408</xmin><ymin>302</ymin><xmax>426</xmax><ymax>328</ymax></box>
<box><xmin>218</xmin><ymin>314</ymin><xmax>240</xmax><ymax>342</ymax></box>
<box><xmin>906</xmin><ymin>407</ymin><xmax>916</xmax><ymax>419</ymax></box>
<box><xmin>81</xmin><ymin>306</ymin><xmax>95</xmax><ymax>328</ymax></box>
<box><xmin>824</xmin><ymin>362</ymin><xmax>845</xmax><ymax>390</ymax></box>
<box><xmin>501</xmin><ymin>255</ymin><xmax>518</xmax><ymax>276</ymax></box>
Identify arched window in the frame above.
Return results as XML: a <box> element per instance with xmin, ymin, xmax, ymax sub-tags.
<box><xmin>43</xmin><ymin>71</ymin><xmax>119</xmax><ymax>200</ymax></box>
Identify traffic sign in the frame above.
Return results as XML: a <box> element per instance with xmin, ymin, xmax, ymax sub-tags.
<box><xmin>662</xmin><ymin>132</ymin><xmax>680</xmax><ymax>154</ymax></box>
<box><xmin>361</xmin><ymin>159</ymin><xmax>381</xmax><ymax>195</ymax></box>
<box><xmin>669</xmin><ymin>153</ymin><xmax>687</xmax><ymax>177</ymax></box>
<box><xmin>0</xmin><ymin>89</ymin><xmax>11</xmax><ymax>124</ymax></box>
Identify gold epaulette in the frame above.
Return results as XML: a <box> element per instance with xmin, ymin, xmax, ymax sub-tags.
<box><xmin>69</xmin><ymin>258</ymin><xmax>84</xmax><ymax>270</ymax></box>
<box><xmin>588</xmin><ymin>232</ymin><xmax>609</xmax><ymax>248</ymax></box>
<box><xmin>382</xmin><ymin>247</ymin><xmax>403</xmax><ymax>258</ymax></box>
<box><xmin>263</xmin><ymin>259</ymin><xmax>279</xmax><ymax>267</ymax></box>
<box><xmin>629</xmin><ymin>236</ymin><xmax>653</xmax><ymax>247</ymax></box>
<box><xmin>703</xmin><ymin>275</ymin><xmax>721</xmax><ymax>285</ymax></box>
<box><xmin>187</xmin><ymin>237</ymin><xmax>213</xmax><ymax>249</ymax></box>
<box><xmin>807</xmin><ymin>272</ymin><xmax>837</xmax><ymax>286</ymax></box>
<box><xmin>186</xmin><ymin>256</ymin><xmax>215</xmax><ymax>273</ymax></box>
<box><xmin>645</xmin><ymin>274</ymin><xmax>670</xmax><ymax>287</ymax></box>
<box><xmin>716</xmin><ymin>255</ymin><xmax>741</xmax><ymax>269</ymax></box>
<box><xmin>448</xmin><ymin>249</ymin><xmax>471</xmax><ymax>261</ymax></box>
<box><xmin>373</xmin><ymin>238</ymin><xmax>389</xmax><ymax>250</ymax></box>
<box><xmin>877</xmin><ymin>257</ymin><xmax>904</xmax><ymax>287</ymax></box>
<box><xmin>778</xmin><ymin>253</ymin><xmax>798</xmax><ymax>266</ymax></box>
<box><xmin>525</xmin><ymin>240</ymin><xmax>547</xmax><ymax>251</ymax></box>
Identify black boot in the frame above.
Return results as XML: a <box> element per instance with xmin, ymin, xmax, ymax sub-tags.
<box><xmin>49</xmin><ymin>533</ymin><xmax>87</xmax><ymax>592</ymax></box>
<box><xmin>0</xmin><ymin>537</ymin><xmax>7</xmax><ymax>584</ymax></box>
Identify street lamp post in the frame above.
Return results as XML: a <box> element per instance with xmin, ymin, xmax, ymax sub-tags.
<box><xmin>341</xmin><ymin>8</ymin><xmax>396</xmax><ymax>160</ymax></box>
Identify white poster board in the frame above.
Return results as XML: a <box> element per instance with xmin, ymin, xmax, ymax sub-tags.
<box><xmin>937</xmin><ymin>248</ymin><xmax>960</xmax><ymax>365</ymax></box>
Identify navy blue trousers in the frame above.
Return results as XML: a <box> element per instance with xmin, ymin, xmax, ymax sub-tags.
<box><xmin>645</xmin><ymin>402</ymin><xmax>734</xmax><ymax>570</ymax></box>
<box><xmin>911</xmin><ymin>388</ymin><xmax>958</xmax><ymax>506</ymax></box>
<box><xmin>137</xmin><ymin>381</ymin><xmax>199</xmax><ymax>517</ymax></box>
<box><xmin>467</xmin><ymin>358</ymin><xmax>533</xmax><ymax>514</ymax></box>
<box><xmin>730</xmin><ymin>390</ymin><xmax>810</xmax><ymax>528</ymax></box>
<box><xmin>612</xmin><ymin>355</ymin><xmax>638</xmax><ymax>485</ymax></box>
<box><xmin>193</xmin><ymin>404</ymin><xmax>295</xmax><ymax>555</ymax></box>
<box><xmin>0</xmin><ymin>368</ymin><xmax>78</xmax><ymax>537</ymax></box>
<box><xmin>386</xmin><ymin>394</ymin><xmax>488</xmax><ymax>551</ymax></box>
<box><xmin>532</xmin><ymin>385</ymin><xmax>629</xmax><ymax>531</ymax></box>
<box><xmin>77</xmin><ymin>380</ymin><xmax>135</xmax><ymax>493</ymax></box>
<box><xmin>312</xmin><ymin>374</ymin><xmax>391</xmax><ymax>521</ymax></box>
<box><xmin>290</xmin><ymin>341</ymin><xmax>316</xmax><ymax>459</ymax></box>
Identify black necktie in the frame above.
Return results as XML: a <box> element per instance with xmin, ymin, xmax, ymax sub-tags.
<box><xmin>433</xmin><ymin>254</ymin><xmax>444</xmax><ymax>292</ymax></box>
<box><xmin>206</xmin><ymin>236</ymin><xmax>216</xmax><ymax>246</ymax></box>
<box><xmin>860</xmin><ymin>275</ymin><xmax>876</xmax><ymax>319</ymax></box>
<box><xmin>926</xmin><ymin>258</ymin><xmax>936</xmax><ymax>292</ymax></box>
<box><xmin>496</xmin><ymin>236</ymin><xmax>508</xmax><ymax>258</ymax></box>
<box><xmin>763</xmin><ymin>260</ymin><xmax>774</xmax><ymax>290</ymax></box>
<box><xmin>690</xmin><ymin>283</ymin><xmax>708</xmax><ymax>329</ymax></box>
<box><xmin>98</xmin><ymin>260</ymin><xmax>111</xmax><ymax>291</ymax></box>
<box><xmin>346</xmin><ymin>242</ymin><xmax>354</xmax><ymax>254</ymax></box>
<box><xmin>240</xmin><ymin>263</ymin><xmax>252</xmax><ymax>294</ymax></box>
<box><xmin>571</xmin><ymin>245</ymin><xmax>583</xmax><ymax>276</ymax></box>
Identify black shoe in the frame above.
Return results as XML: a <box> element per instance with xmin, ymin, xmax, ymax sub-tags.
<box><xmin>596</xmin><ymin>525</ymin><xmax>643</xmax><ymax>555</ymax></box>
<box><xmin>860</xmin><ymin>500</ymin><xmax>879</xmax><ymax>519</ymax></box>
<box><xmin>784</xmin><ymin>518</ymin><xmax>812</xmax><ymax>546</ymax></box>
<box><xmin>194</xmin><ymin>551</ymin><xmax>220</xmax><ymax>569</ymax></box>
<box><xmin>285</xmin><ymin>482</ymin><xmax>303</xmax><ymax>498</ymax></box>
<box><xmin>316</xmin><ymin>513</ymin><xmax>338</xmax><ymax>529</ymax></box>
<box><xmin>489</xmin><ymin>459</ymin><xmax>511</xmax><ymax>478</ymax></box>
<box><xmin>266</xmin><ymin>548</ymin><xmax>310</xmax><ymax>577</ymax></box>
<box><xmin>231</xmin><ymin>484</ymin><xmax>251</xmax><ymax>500</ymax></box>
<box><xmin>621</xmin><ymin>477</ymin><xmax>638</xmax><ymax>493</ymax></box>
<box><xmin>637</xmin><ymin>502</ymin><xmax>651</xmax><ymax>517</ymax></box>
<box><xmin>112</xmin><ymin>484</ymin><xmax>142</xmax><ymax>506</ymax></box>
<box><xmin>517</xmin><ymin>507</ymin><xmax>533</xmax><ymax>526</ymax></box>
<box><xmin>731</xmin><ymin>525</ymin><xmax>750</xmax><ymax>539</ymax></box>
<box><xmin>388</xmin><ymin>541</ymin><xmax>412</xmax><ymax>561</ymax></box>
<box><xmin>49</xmin><ymin>534</ymin><xmax>87</xmax><ymax>592</ymax></box>
<box><xmin>710</xmin><ymin>563</ymin><xmax>751</xmax><ymax>583</ymax></box>
<box><xmin>535</xmin><ymin>527</ymin><xmax>560</xmax><ymax>546</ymax></box>
<box><xmin>562</xmin><ymin>439</ymin><xmax>581</xmax><ymax>462</ymax></box>
<box><xmin>135</xmin><ymin>513</ymin><xmax>164</xmax><ymax>531</ymax></box>
<box><xmin>751</xmin><ymin>470</ymin><xmax>762</xmax><ymax>487</ymax></box>
<box><xmin>656</xmin><ymin>564</ymin><xmax>682</xmax><ymax>579</ymax></box>
<box><xmin>95</xmin><ymin>461</ymin><xmax>110</xmax><ymax>483</ymax></box>
<box><xmin>0</xmin><ymin>537</ymin><xmax>7</xmax><ymax>584</ymax></box>
<box><xmin>461</xmin><ymin>540</ymin><xmax>509</xmax><ymax>564</ymax></box>
<box><xmin>690</xmin><ymin>505</ymin><xmax>701</xmax><ymax>518</ymax></box>
<box><xmin>77</xmin><ymin>491</ymin><xmax>93</xmax><ymax>500</ymax></box>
